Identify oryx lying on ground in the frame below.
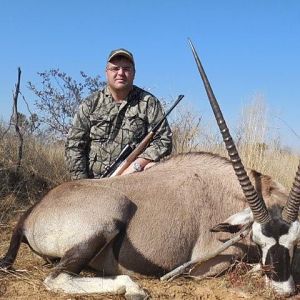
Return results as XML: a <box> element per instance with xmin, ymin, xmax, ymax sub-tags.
<box><xmin>1</xmin><ymin>153</ymin><xmax>298</xmax><ymax>299</ymax></box>
<box><xmin>1</xmin><ymin>41</ymin><xmax>300</xmax><ymax>299</ymax></box>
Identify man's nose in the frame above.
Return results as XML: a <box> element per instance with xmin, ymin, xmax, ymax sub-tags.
<box><xmin>117</xmin><ymin>68</ymin><xmax>126</xmax><ymax>75</ymax></box>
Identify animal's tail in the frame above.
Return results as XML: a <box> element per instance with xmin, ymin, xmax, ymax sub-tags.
<box><xmin>0</xmin><ymin>207</ymin><xmax>33</xmax><ymax>269</ymax></box>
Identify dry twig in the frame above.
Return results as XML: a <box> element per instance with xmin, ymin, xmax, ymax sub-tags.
<box><xmin>160</xmin><ymin>222</ymin><xmax>252</xmax><ymax>281</ymax></box>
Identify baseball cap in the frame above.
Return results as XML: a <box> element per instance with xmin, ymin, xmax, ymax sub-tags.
<box><xmin>107</xmin><ymin>48</ymin><xmax>135</xmax><ymax>65</ymax></box>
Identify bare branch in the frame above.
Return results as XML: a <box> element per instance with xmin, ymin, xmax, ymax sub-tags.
<box><xmin>12</xmin><ymin>67</ymin><xmax>23</xmax><ymax>172</ymax></box>
<box><xmin>160</xmin><ymin>222</ymin><xmax>252</xmax><ymax>281</ymax></box>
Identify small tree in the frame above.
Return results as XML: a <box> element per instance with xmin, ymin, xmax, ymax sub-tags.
<box><xmin>28</xmin><ymin>69</ymin><xmax>105</xmax><ymax>138</ymax></box>
<box><xmin>11</xmin><ymin>112</ymin><xmax>40</xmax><ymax>135</ymax></box>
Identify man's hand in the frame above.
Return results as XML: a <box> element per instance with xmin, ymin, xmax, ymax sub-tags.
<box><xmin>120</xmin><ymin>158</ymin><xmax>155</xmax><ymax>175</ymax></box>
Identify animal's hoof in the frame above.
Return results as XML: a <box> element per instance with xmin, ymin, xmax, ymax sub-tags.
<box><xmin>0</xmin><ymin>259</ymin><xmax>12</xmax><ymax>270</ymax></box>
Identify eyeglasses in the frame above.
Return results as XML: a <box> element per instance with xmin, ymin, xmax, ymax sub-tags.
<box><xmin>106</xmin><ymin>66</ymin><xmax>133</xmax><ymax>73</ymax></box>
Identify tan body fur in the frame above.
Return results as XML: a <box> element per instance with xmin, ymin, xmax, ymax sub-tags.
<box><xmin>23</xmin><ymin>152</ymin><xmax>288</xmax><ymax>278</ymax></box>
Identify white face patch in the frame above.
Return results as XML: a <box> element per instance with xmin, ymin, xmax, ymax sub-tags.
<box><xmin>252</xmin><ymin>222</ymin><xmax>276</xmax><ymax>264</ymax></box>
<box><xmin>265</xmin><ymin>275</ymin><xmax>295</xmax><ymax>296</ymax></box>
<box><xmin>224</xmin><ymin>207</ymin><xmax>253</xmax><ymax>225</ymax></box>
<box><xmin>279</xmin><ymin>220</ymin><xmax>300</xmax><ymax>260</ymax></box>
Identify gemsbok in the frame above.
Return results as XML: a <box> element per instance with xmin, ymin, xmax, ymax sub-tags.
<box><xmin>1</xmin><ymin>40</ymin><xmax>299</xmax><ymax>299</ymax></box>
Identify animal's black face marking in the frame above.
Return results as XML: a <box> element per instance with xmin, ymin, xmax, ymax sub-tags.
<box><xmin>262</xmin><ymin>218</ymin><xmax>290</xmax><ymax>241</ymax></box>
<box><xmin>260</xmin><ymin>216</ymin><xmax>292</xmax><ymax>282</ymax></box>
<box><xmin>265</xmin><ymin>244</ymin><xmax>291</xmax><ymax>282</ymax></box>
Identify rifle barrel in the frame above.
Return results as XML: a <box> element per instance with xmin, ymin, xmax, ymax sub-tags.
<box><xmin>152</xmin><ymin>94</ymin><xmax>184</xmax><ymax>133</ymax></box>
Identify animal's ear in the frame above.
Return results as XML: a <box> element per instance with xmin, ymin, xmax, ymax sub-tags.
<box><xmin>210</xmin><ymin>207</ymin><xmax>254</xmax><ymax>233</ymax></box>
<box><xmin>210</xmin><ymin>223</ymin><xmax>242</xmax><ymax>233</ymax></box>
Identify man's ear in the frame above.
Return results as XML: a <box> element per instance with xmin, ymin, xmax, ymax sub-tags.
<box><xmin>210</xmin><ymin>207</ymin><xmax>253</xmax><ymax>233</ymax></box>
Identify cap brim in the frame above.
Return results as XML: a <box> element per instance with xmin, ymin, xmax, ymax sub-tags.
<box><xmin>108</xmin><ymin>51</ymin><xmax>134</xmax><ymax>65</ymax></box>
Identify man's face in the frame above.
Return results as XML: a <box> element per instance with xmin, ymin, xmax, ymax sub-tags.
<box><xmin>106</xmin><ymin>56</ymin><xmax>135</xmax><ymax>92</ymax></box>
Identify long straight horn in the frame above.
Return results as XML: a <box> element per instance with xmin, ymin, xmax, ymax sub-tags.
<box><xmin>282</xmin><ymin>162</ymin><xmax>300</xmax><ymax>223</ymax></box>
<box><xmin>188</xmin><ymin>38</ymin><xmax>270</xmax><ymax>224</ymax></box>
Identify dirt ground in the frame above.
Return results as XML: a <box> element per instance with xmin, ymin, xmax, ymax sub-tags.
<box><xmin>0</xmin><ymin>220</ymin><xmax>298</xmax><ymax>300</ymax></box>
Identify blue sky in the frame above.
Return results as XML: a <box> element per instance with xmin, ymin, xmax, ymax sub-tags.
<box><xmin>1</xmin><ymin>0</ymin><xmax>299</xmax><ymax>150</ymax></box>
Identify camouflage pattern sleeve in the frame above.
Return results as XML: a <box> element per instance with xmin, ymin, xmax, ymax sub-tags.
<box><xmin>138</xmin><ymin>96</ymin><xmax>172</xmax><ymax>161</ymax></box>
<box><xmin>65</xmin><ymin>98</ymin><xmax>93</xmax><ymax>179</ymax></box>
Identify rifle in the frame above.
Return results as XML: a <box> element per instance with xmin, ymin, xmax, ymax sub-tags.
<box><xmin>100</xmin><ymin>94</ymin><xmax>184</xmax><ymax>178</ymax></box>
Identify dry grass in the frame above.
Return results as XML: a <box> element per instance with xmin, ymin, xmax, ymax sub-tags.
<box><xmin>222</xmin><ymin>261</ymin><xmax>280</xmax><ymax>299</ymax></box>
<box><xmin>0</xmin><ymin>127</ymin><xmax>69</xmax><ymax>222</ymax></box>
<box><xmin>170</xmin><ymin>96</ymin><xmax>299</xmax><ymax>191</ymax></box>
<box><xmin>234</xmin><ymin>95</ymin><xmax>298</xmax><ymax>188</ymax></box>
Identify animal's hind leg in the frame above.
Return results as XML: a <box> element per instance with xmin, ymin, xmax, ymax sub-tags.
<box><xmin>50</xmin><ymin>231</ymin><xmax>110</xmax><ymax>277</ymax></box>
<box><xmin>44</xmin><ymin>231</ymin><xmax>147</xmax><ymax>299</ymax></box>
<box><xmin>0</xmin><ymin>225</ymin><xmax>23</xmax><ymax>269</ymax></box>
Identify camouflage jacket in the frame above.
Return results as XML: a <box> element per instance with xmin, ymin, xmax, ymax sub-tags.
<box><xmin>65</xmin><ymin>85</ymin><xmax>172</xmax><ymax>179</ymax></box>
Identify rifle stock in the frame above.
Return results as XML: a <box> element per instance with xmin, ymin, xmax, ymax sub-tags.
<box><xmin>100</xmin><ymin>143</ymin><xmax>134</xmax><ymax>178</ymax></box>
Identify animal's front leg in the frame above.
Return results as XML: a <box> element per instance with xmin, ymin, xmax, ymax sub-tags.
<box><xmin>44</xmin><ymin>273</ymin><xmax>147</xmax><ymax>300</ymax></box>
